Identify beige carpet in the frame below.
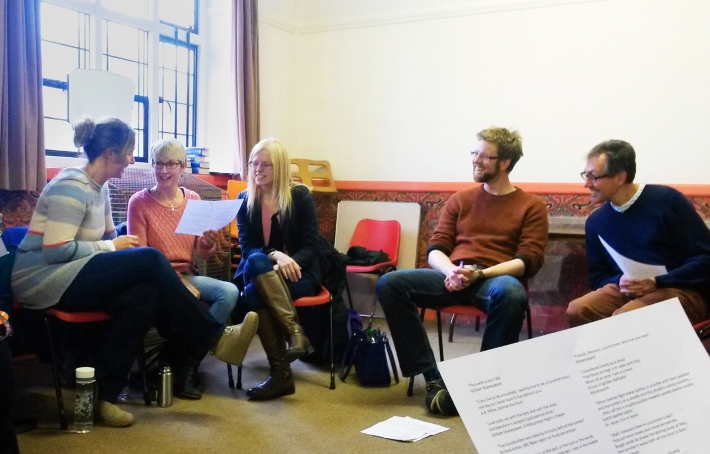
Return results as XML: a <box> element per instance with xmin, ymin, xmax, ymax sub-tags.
<box><xmin>13</xmin><ymin>317</ymin><xmax>494</xmax><ymax>454</ymax></box>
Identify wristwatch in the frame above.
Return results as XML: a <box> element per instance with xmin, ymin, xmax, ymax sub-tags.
<box><xmin>476</xmin><ymin>269</ymin><xmax>486</xmax><ymax>280</ymax></box>
<box><xmin>269</xmin><ymin>250</ymin><xmax>276</xmax><ymax>260</ymax></box>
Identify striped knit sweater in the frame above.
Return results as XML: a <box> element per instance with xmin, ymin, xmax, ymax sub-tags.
<box><xmin>127</xmin><ymin>188</ymin><xmax>214</xmax><ymax>275</ymax></box>
<box><xmin>11</xmin><ymin>168</ymin><xmax>117</xmax><ymax>309</ymax></box>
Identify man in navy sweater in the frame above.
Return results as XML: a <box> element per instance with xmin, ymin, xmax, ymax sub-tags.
<box><xmin>566</xmin><ymin>140</ymin><xmax>710</xmax><ymax>326</ymax></box>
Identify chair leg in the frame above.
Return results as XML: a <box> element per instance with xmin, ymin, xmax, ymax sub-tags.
<box><xmin>408</xmin><ymin>307</ymin><xmax>428</xmax><ymax>397</ymax></box>
<box><xmin>407</xmin><ymin>376</ymin><xmax>415</xmax><ymax>396</ymax></box>
<box><xmin>135</xmin><ymin>343</ymin><xmax>151</xmax><ymax>406</ymax></box>
<box><xmin>475</xmin><ymin>316</ymin><xmax>480</xmax><ymax>331</ymax></box>
<box><xmin>436</xmin><ymin>311</ymin><xmax>444</xmax><ymax>362</ymax></box>
<box><xmin>227</xmin><ymin>364</ymin><xmax>234</xmax><ymax>389</ymax></box>
<box><xmin>344</xmin><ymin>279</ymin><xmax>354</xmax><ymax>310</ymax></box>
<box><xmin>329</xmin><ymin>300</ymin><xmax>335</xmax><ymax>390</ymax></box>
<box><xmin>237</xmin><ymin>365</ymin><xmax>242</xmax><ymax>390</ymax></box>
<box><xmin>526</xmin><ymin>306</ymin><xmax>533</xmax><ymax>339</ymax></box>
<box><xmin>448</xmin><ymin>314</ymin><xmax>456</xmax><ymax>343</ymax></box>
<box><xmin>43</xmin><ymin>315</ymin><xmax>68</xmax><ymax>430</ymax></box>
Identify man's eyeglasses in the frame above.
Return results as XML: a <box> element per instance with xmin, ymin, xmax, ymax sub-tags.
<box><xmin>470</xmin><ymin>151</ymin><xmax>500</xmax><ymax>161</ymax></box>
<box><xmin>249</xmin><ymin>161</ymin><xmax>273</xmax><ymax>170</ymax></box>
<box><xmin>152</xmin><ymin>161</ymin><xmax>181</xmax><ymax>170</ymax></box>
<box><xmin>580</xmin><ymin>171</ymin><xmax>612</xmax><ymax>183</ymax></box>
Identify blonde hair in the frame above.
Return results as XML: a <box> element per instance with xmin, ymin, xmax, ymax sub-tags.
<box><xmin>246</xmin><ymin>138</ymin><xmax>296</xmax><ymax>216</ymax></box>
<box><xmin>149</xmin><ymin>139</ymin><xmax>188</xmax><ymax>167</ymax></box>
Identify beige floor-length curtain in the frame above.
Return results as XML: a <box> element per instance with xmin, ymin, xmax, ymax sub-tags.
<box><xmin>0</xmin><ymin>0</ymin><xmax>46</xmax><ymax>191</ymax></box>
<box><xmin>233</xmin><ymin>0</ymin><xmax>259</xmax><ymax>179</ymax></box>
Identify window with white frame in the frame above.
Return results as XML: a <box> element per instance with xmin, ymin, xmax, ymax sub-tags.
<box><xmin>40</xmin><ymin>0</ymin><xmax>199</xmax><ymax>162</ymax></box>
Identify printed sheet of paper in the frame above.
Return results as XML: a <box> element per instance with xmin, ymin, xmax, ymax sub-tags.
<box><xmin>361</xmin><ymin>416</ymin><xmax>449</xmax><ymax>442</ymax></box>
<box><xmin>439</xmin><ymin>299</ymin><xmax>710</xmax><ymax>454</ymax></box>
<box><xmin>175</xmin><ymin>199</ymin><xmax>243</xmax><ymax>236</ymax></box>
<box><xmin>599</xmin><ymin>235</ymin><xmax>667</xmax><ymax>279</ymax></box>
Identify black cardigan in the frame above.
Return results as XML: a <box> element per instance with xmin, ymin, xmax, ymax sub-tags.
<box><xmin>234</xmin><ymin>184</ymin><xmax>321</xmax><ymax>286</ymax></box>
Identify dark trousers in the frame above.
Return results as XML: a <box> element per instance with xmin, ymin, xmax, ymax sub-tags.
<box><xmin>56</xmin><ymin>248</ymin><xmax>223</xmax><ymax>402</ymax></box>
<box><xmin>236</xmin><ymin>253</ymin><xmax>318</xmax><ymax>314</ymax></box>
<box><xmin>376</xmin><ymin>269</ymin><xmax>527</xmax><ymax>378</ymax></box>
<box><xmin>0</xmin><ymin>340</ymin><xmax>19</xmax><ymax>454</ymax></box>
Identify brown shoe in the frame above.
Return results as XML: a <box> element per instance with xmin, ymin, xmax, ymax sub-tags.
<box><xmin>97</xmin><ymin>401</ymin><xmax>135</xmax><ymax>427</ymax></box>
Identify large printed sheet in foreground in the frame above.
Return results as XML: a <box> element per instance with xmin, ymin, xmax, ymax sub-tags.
<box><xmin>439</xmin><ymin>298</ymin><xmax>710</xmax><ymax>454</ymax></box>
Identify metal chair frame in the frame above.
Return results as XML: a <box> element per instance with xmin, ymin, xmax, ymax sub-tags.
<box><xmin>406</xmin><ymin>300</ymin><xmax>533</xmax><ymax>397</ymax></box>
<box><xmin>227</xmin><ymin>286</ymin><xmax>336</xmax><ymax>391</ymax></box>
<box><xmin>43</xmin><ymin>308</ymin><xmax>152</xmax><ymax>430</ymax></box>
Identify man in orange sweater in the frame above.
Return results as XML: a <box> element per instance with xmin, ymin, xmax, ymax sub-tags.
<box><xmin>377</xmin><ymin>126</ymin><xmax>548</xmax><ymax>416</ymax></box>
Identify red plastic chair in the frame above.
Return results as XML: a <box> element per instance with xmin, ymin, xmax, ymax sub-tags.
<box><xmin>229</xmin><ymin>286</ymin><xmax>335</xmax><ymax>391</ymax></box>
<box><xmin>44</xmin><ymin>309</ymin><xmax>152</xmax><ymax>430</ymax></box>
<box><xmin>407</xmin><ymin>285</ymin><xmax>533</xmax><ymax>397</ymax></box>
<box><xmin>344</xmin><ymin>219</ymin><xmax>400</xmax><ymax>316</ymax></box>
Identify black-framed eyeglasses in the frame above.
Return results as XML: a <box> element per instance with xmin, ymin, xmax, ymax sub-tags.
<box><xmin>152</xmin><ymin>161</ymin><xmax>181</xmax><ymax>170</ymax></box>
<box><xmin>470</xmin><ymin>151</ymin><xmax>500</xmax><ymax>161</ymax></box>
<box><xmin>580</xmin><ymin>171</ymin><xmax>612</xmax><ymax>183</ymax></box>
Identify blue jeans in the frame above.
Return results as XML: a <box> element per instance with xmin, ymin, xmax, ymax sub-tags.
<box><xmin>56</xmin><ymin>248</ymin><xmax>223</xmax><ymax>402</ymax></box>
<box><xmin>376</xmin><ymin>268</ymin><xmax>527</xmax><ymax>378</ymax></box>
<box><xmin>183</xmin><ymin>275</ymin><xmax>239</xmax><ymax>325</ymax></box>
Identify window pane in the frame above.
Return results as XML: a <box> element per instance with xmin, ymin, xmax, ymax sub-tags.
<box><xmin>44</xmin><ymin>118</ymin><xmax>77</xmax><ymax>152</ymax></box>
<box><xmin>43</xmin><ymin>86</ymin><xmax>68</xmax><ymax>120</ymax></box>
<box><xmin>102</xmin><ymin>0</ymin><xmax>149</xmax><ymax>20</ymax></box>
<box><xmin>160</xmin><ymin>101</ymin><xmax>175</xmax><ymax>133</ymax></box>
<box><xmin>41</xmin><ymin>3</ymin><xmax>90</xmax><ymax>80</ymax></box>
<box><xmin>159</xmin><ymin>0</ymin><xmax>196</xmax><ymax>30</ymax></box>
<box><xmin>103</xmin><ymin>21</ymin><xmax>148</xmax><ymax>95</ymax></box>
<box><xmin>159</xmin><ymin>38</ymin><xmax>196</xmax><ymax>147</ymax></box>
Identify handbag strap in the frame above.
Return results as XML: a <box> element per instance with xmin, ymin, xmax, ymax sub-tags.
<box><xmin>338</xmin><ymin>332</ymin><xmax>362</xmax><ymax>381</ymax></box>
<box><xmin>382</xmin><ymin>333</ymin><xmax>399</xmax><ymax>384</ymax></box>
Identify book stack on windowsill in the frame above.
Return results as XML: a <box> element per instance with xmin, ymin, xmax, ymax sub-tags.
<box><xmin>186</xmin><ymin>147</ymin><xmax>210</xmax><ymax>174</ymax></box>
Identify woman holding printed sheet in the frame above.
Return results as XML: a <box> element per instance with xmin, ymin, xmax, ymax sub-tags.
<box><xmin>234</xmin><ymin>138</ymin><xmax>322</xmax><ymax>400</ymax></box>
<box><xmin>127</xmin><ymin>139</ymin><xmax>241</xmax><ymax>400</ymax></box>
<box><xmin>12</xmin><ymin>118</ymin><xmax>257</xmax><ymax>427</ymax></box>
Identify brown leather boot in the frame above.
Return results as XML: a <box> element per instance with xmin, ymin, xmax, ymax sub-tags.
<box><xmin>246</xmin><ymin>310</ymin><xmax>295</xmax><ymax>400</ymax></box>
<box><xmin>254</xmin><ymin>271</ymin><xmax>312</xmax><ymax>363</ymax></box>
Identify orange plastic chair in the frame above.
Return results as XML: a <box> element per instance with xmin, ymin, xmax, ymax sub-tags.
<box><xmin>227</xmin><ymin>180</ymin><xmax>248</xmax><ymax>240</ymax></box>
<box><xmin>227</xmin><ymin>180</ymin><xmax>248</xmax><ymax>270</ymax></box>
<box><xmin>344</xmin><ymin>219</ymin><xmax>400</xmax><ymax>315</ymax></box>
<box><xmin>228</xmin><ymin>286</ymin><xmax>335</xmax><ymax>391</ymax></box>
<box><xmin>43</xmin><ymin>309</ymin><xmax>152</xmax><ymax>429</ymax></box>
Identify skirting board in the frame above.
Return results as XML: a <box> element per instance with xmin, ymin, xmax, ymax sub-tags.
<box><xmin>334</xmin><ymin>200</ymin><xmax>421</xmax><ymax>270</ymax></box>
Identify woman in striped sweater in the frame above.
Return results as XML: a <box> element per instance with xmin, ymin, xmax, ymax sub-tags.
<box><xmin>11</xmin><ymin>117</ymin><xmax>258</xmax><ymax>427</ymax></box>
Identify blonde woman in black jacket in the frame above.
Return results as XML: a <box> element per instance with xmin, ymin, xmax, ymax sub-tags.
<box><xmin>234</xmin><ymin>138</ymin><xmax>322</xmax><ymax>400</ymax></box>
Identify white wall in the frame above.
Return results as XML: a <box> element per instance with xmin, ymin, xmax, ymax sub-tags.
<box><xmin>259</xmin><ymin>0</ymin><xmax>298</xmax><ymax>150</ymax></box>
<box><xmin>259</xmin><ymin>0</ymin><xmax>710</xmax><ymax>184</ymax></box>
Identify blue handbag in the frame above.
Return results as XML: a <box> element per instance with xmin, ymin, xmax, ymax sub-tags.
<box><xmin>339</xmin><ymin>310</ymin><xmax>399</xmax><ymax>387</ymax></box>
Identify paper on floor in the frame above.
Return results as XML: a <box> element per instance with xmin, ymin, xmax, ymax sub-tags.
<box><xmin>361</xmin><ymin>416</ymin><xmax>449</xmax><ymax>442</ymax></box>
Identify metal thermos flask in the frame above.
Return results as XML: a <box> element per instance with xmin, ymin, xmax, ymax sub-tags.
<box><xmin>157</xmin><ymin>366</ymin><xmax>173</xmax><ymax>407</ymax></box>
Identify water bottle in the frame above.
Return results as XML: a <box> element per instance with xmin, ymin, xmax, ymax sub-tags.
<box><xmin>157</xmin><ymin>366</ymin><xmax>173</xmax><ymax>408</ymax></box>
<box><xmin>74</xmin><ymin>367</ymin><xmax>95</xmax><ymax>433</ymax></box>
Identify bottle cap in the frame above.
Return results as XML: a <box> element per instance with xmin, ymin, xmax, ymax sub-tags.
<box><xmin>76</xmin><ymin>367</ymin><xmax>95</xmax><ymax>379</ymax></box>
<box><xmin>161</xmin><ymin>366</ymin><xmax>171</xmax><ymax>373</ymax></box>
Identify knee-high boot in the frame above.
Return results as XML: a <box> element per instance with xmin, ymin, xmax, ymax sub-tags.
<box><xmin>246</xmin><ymin>310</ymin><xmax>295</xmax><ymax>400</ymax></box>
<box><xmin>254</xmin><ymin>271</ymin><xmax>312</xmax><ymax>363</ymax></box>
